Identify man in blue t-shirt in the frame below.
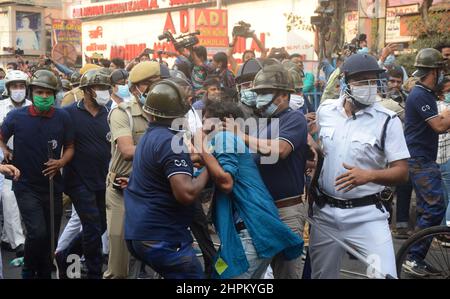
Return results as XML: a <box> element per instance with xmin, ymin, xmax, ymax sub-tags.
<box><xmin>58</xmin><ymin>69</ymin><xmax>112</xmax><ymax>279</ymax></box>
<box><xmin>224</xmin><ymin>63</ymin><xmax>308</xmax><ymax>279</ymax></box>
<box><xmin>404</xmin><ymin>48</ymin><xmax>450</xmax><ymax>277</ymax></box>
<box><xmin>0</xmin><ymin>70</ymin><xmax>75</xmax><ymax>279</ymax></box>
<box><xmin>124</xmin><ymin>79</ymin><xmax>209</xmax><ymax>279</ymax></box>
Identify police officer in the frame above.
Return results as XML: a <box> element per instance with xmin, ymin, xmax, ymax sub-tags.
<box><xmin>225</xmin><ymin>63</ymin><xmax>309</xmax><ymax>279</ymax></box>
<box><xmin>59</xmin><ymin>69</ymin><xmax>112</xmax><ymax>279</ymax></box>
<box><xmin>103</xmin><ymin>64</ymin><xmax>150</xmax><ymax>279</ymax></box>
<box><xmin>0</xmin><ymin>70</ymin><xmax>29</xmax><ymax>256</ymax></box>
<box><xmin>128</xmin><ymin>61</ymin><xmax>161</xmax><ymax>107</ymax></box>
<box><xmin>235</xmin><ymin>58</ymin><xmax>263</xmax><ymax>120</ymax></box>
<box><xmin>0</xmin><ymin>69</ymin><xmax>75</xmax><ymax>278</ymax></box>
<box><xmin>311</xmin><ymin>53</ymin><xmax>410</xmax><ymax>279</ymax></box>
<box><xmin>124</xmin><ymin>80</ymin><xmax>209</xmax><ymax>279</ymax></box>
<box><xmin>403</xmin><ymin>48</ymin><xmax>450</xmax><ymax>277</ymax></box>
<box><xmin>61</xmin><ymin>65</ymin><xmax>100</xmax><ymax>107</ymax></box>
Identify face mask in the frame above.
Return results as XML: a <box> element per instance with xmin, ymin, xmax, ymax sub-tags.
<box><xmin>256</xmin><ymin>93</ymin><xmax>275</xmax><ymax>109</ymax></box>
<box><xmin>0</xmin><ymin>80</ymin><xmax>5</xmax><ymax>93</ymax></box>
<box><xmin>350</xmin><ymin>85</ymin><xmax>378</xmax><ymax>105</ymax></box>
<box><xmin>33</xmin><ymin>95</ymin><xmax>55</xmax><ymax>112</ymax></box>
<box><xmin>437</xmin><ymin>71</ymin><xmax>444</xmax><ymax>86</ymax></box>
<box><xmin>357</xmin><ymin>47</ymin><xmax>369</xmax><ymax>54</ymax></box>
<box><xmin>261</xmin><ymin>103</ymin><xmax>279</xmax><ymax>118</ymax></box>
<box><xmin>384</xmin><ymin>54</ymin><xmax>396</xmax><ymax>67</ymax></box>
<box><xmin>444</xmin><ymin>93</ymin><xmax>450</xmax><ymax>104</ymax></box>
<box><xmin>10</xmin><ymin>89</ymin><xmax>26</xmax><ymax>103</ymax></box>
<box><xmin>240</xmin><ymin>89</ymin><xmax>257</xmax><ymax>107</ymax></box>
<box><xmin>94</xmin><ymin>90</ymin><xmax>110</xmax><ymax>106</ymax></box>
<box><xmin>115</xmin><ymin>84</ymin><xmax>131</xmax><ymax>100</ymax></box>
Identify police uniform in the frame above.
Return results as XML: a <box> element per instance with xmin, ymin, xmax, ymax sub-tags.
<box><xmin>310</xmin><ymin>96</ymin><xmax>410</xmax><ymax>278</ymax></box>
<box><xmin>0</xmin><ymin>98</ymin><xmax>30</xmax><ymax>250</ymax></box>
<box><xmin>103</xmin><ymin>96</ymin><xmax>148</xmax><ymax>279</ymax></box>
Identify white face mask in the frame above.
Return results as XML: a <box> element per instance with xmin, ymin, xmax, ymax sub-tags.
<box><xmin>10</xmin><ymin>89</ymin><xmax>26</xmax><ymax>103</ymax></box>
<box><xmin>94</xmin><ymin>90</ymin><xmax>111</xmax><ymax>106</ymax></box>
<box><xmin>350</xmin><ymin>85</ymin><xmax>378</xmax><ymax>105</ymax></box>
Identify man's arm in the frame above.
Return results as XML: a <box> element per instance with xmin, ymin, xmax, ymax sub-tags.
<box><xmin>116</xmin><ymin>136</ymin><xmax>135</xmax><ymax>161</ymax></box>
<box><xmin>427</xmin><ymin>111</ymin><xmax>450</xmax><ymax>134</ymax></box>
<box><xmin>169</xmin><ymin>170</ymin><xmax>209</xmax><ymax>205</ymax></box>
<box><xmin>252</xmin><ymin>33</ymin><xmax>267</xmax><ymax>58</ymax></box>
<box><xmin>227</xmin><ymin>36</ymin><xmax>239</xmax><ymax>74</ymax></box>
<box><xmin>43</xmin><ymin>143</ymin><xmax>75</xmax><ymax>178</ymax></box>
<box><xmin>335</xmin><ymin>160</ymin><xmax>408</xmax><ymax>192</ymax></box>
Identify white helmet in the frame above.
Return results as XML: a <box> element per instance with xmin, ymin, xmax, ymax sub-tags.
<box><xmin>5</xmin><ymin>70</ymin><xmax>28</xmax><ymax>88</ymax></box>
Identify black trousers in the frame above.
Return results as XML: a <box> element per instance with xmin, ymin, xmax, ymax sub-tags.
<box><xmin>15</xmin><ymin>189</ymin><xmax>62</xmax><ymax>279</ymax></box>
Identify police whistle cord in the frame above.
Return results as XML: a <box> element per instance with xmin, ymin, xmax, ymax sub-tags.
<box><xmin>303</xmin><ymin>215</ymin><xmax>396</xmax><ymax>279</ymax></box>
<box><xmin>47</xmin><ymin>140</ymin><xmax>56</xmax><ymax>275</ymax></box>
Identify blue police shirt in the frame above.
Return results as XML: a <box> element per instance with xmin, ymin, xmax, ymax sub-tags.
<box><xmin>0</xmin><ymin>106</ymin><xmax>74</xmax><ymax>193</ymax></box>
<box><xmin>405</xmin><ymin>84</ymin><xmax>439</xmax><ymax>161</ymax></box>
<box><xmin>124</xmin><ymin>123</ymin><xmax>194</xmax><ymax>243</ymax></box>
<box><xmin>63</xmin><ymin>101</ymin><xmax>111</xmax><ymax>191</ymax></box>
<box><xmin>255</xmin><ymin>108</ymin><xmax>308</xmax><ymax>200</ymax></box>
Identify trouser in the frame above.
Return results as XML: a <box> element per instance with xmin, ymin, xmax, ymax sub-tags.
<box><xmin>126</xmin><ymin>240</ymin><xmax>204</xmax><ymax>279</ymax></box>
<box><xmin>190</xmin><ymin>198</ymin><xmax>216</xmax><ymax>278</ymax></box>
<box><xmin>103</xmin><ymin>185</ymin><xmax>129</xmax><ymax>279</ymax></box>
<box><xmin>232</xmin><ymin>229</ymin><xmax>271</xmax><ymax>279</ymax></box>
<box><xmin>1</xmin><ymin>179</ymin><xmax>25</xmax><ymax>249</ymax></box>
<box><xmin>408</xmin><ymin>158</ymin><xmax>446</xmax><ymax>261</ymax></box>
<box><xmin>270</xmin><ymin>203</ymin><xmax>305</xmax><ymax>279</ymax></box>
<box><xmin>56</xmin><ymin>204</ymin><xmax>82</xmax><ymax>253</ymax></box>
<box><xmin>395</xmin><ymin>177</ymin><xmax>413</xmax><ymax>229</ymax></box>
<box><xmin>15</xmin><ymin>189</ymin><xmax>63</xmax><ymax>279</ymax></box>
<box><xmin>309</xmin><ymin>203</ymin><xmax>397</xmax><ymax>279</ymax></box>
<box><xmin>439</xmin><ymin>160</ymin><xmax>450</xmax><ymax>226</ymax></box>
<box><xmin>64</xmin><ymin>184</ymin><xmax>106</xmax><ymax>279</ymax></box>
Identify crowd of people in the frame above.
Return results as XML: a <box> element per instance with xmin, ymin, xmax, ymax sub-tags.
<box><xmin>0</xmin><ymin>29</ymin><xmax>449</xmax><ymax>279</ymax></box>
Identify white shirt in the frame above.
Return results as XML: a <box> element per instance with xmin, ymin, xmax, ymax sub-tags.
<box><xmin>316</xmin><ymin>96</ymin><xmax>410</xmax><ymax>199</ymax></box>
<box><xmin>0</xmin><ymin>98</ymin><xmax>32</xmax><ymax>150</ymax></box>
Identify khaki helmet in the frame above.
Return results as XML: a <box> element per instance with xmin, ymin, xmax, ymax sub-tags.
<box><xmin>79</xmin><ymin>63</ymin><xmax>100</xmax><ymax>75</ymax></box>
<box><xmin>251</xmin><ymin>63</ymin><xmax>295</xmax><ymax>93</ymax></box>
<box><xmin>143</xmin><ymin>79</ymin><xmax>191</xmax><ymax>118</ymax></box>
<box><xmin>129</xmin><ymin>61</ymin><xmax>161</xmax><ymax>84</ymax></box>
<box><xmin>29</xmin><ymin>69</ymin><xmax>58</xmax><ymax>92</ymax></box>
<box><xmin>70</xmin><ymin>72</ymin><xmax>82</xmax><ymax>86</ymax></box>
<box><xmin>79</xmin><ymin>69</ymin><xmax>111</xmax><ymax>89</ymax></box>
<box><xmin>61</xmin><ymin>79</ymin><xmax>72</xmax><ymax>91</ymax></box>
<box><xmin>414</xmin><ymin>48</ymin><xmax>445</xmax><ymax>69</ymax></box>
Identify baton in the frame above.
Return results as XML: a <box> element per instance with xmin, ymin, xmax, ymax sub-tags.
<box><xmin>47</xmin><ymin>141</ymin><xmax>55</xmax><ymax>266</ymax></box>
<box><xmin>303</xmin><ymin>215</ymin><xmax>396</xmax><ymax>279</ymax></box>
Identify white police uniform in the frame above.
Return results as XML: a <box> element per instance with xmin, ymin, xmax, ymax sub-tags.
<box><xmin>310</xmin><ymin>95</ymin><xmax>410</xmax><ymax>279</ymax></box>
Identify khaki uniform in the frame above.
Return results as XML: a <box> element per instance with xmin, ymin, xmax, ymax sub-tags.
<box><xmin>61</xmin><ymin>87</ymin><xmax>84</xmax><ymax>107</ymax></box>
<box><xmin>103</xmin><ymin>96</ymin><xmax>148</xmax><ymax>279</ymax></box>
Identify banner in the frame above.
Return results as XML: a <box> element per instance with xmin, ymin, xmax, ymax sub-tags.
<box><xmin>52</xmin><ymin>19</ymin><xmax>82</xmax><ymax>66</ymax></box>
<box><xmin>194</xmin><ymin>9</ymin><xmax>229</xmax><ymax>51</ymax></box>
<box><xmin>385</xmin><ymin>4</ymin><xmax>418</xmax><ymax>43</ymax></box>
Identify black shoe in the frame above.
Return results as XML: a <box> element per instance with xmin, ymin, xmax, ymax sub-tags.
<box><xmin>15</xmin><ymin>244</ymin><xmax>24</xmax><ymax>258</ymax></box>
<box><xmin>54</xmin><ymin>251</ymin><xmax>68</xmax><ymax>279</ymax></box>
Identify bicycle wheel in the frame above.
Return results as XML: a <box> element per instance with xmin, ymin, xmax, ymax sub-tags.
<box><xmin>396</xmin><ymin>225</ymin><xmax>450</xmax><ymax>279</ymax></box>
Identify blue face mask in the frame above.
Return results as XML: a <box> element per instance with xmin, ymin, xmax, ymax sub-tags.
<box><xmin>115</xmin><ymin>84</ymin><xmax>131</xmax><ymax>100</ymax></box>
<box><xmin>261</xmin><ymin>103</ymin><xmax>279</xmax><ymax>118</ymax></box>
<box><xmin>240</xmin><ymin>89</ymin><xmax>257</xmax><ymax>107</ymax></box>
<box><xmin>256</xmin><ymin>93</ymin><xmax>274</xmax><ymax>109</ymax></box>
<box><xmin>444</xmin><ymin>93</ymin><xmax>450</xmax><ymax>104</ymax></box>
<box><xmin>357</xmin><ymin>47</ymin><xmax>369</xmax><ymax>54</ymax></box>
<box><xmin>0</xmin><ymin>79</ymin><xmax>5</xmax><ymax>93</ymax></box>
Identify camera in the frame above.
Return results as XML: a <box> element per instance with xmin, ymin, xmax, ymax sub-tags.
<box><xmin>158</xmin><ymin>31</ymin><xmax>200</xmax><ymax>51</ymax></box>
<box><xmin>232</xmin><ymin>21</ymin><xmax>254</xmax><ymax>38</ymax></box>
<box><xmin>342</xmin><ymin>42</ymin><xmax>358</xmax><ymax>54</ymax></box>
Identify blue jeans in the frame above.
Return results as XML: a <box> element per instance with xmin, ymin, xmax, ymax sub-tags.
<box><xmin>438</xmin><ymin>160</ymin><xmax>450</xmax><ymax>226</ymax></box>
<box><xmin>232</xmin><ymin>229</ymin><xmax>271</xmax><ymax>279</ymax></box>
<box><xmin>127</xmin><ymin>240</ymin><xmax>204</xmax><ymax>279</ymax></box>
<box><xmin>408</xmin><ymin>158</ymin><xmax>446</xmax><ymax>261</ymax></box>
<box><xmin>64</xmin><ymin>184</ymin><xmax>106</xmax><ymax>279</ymax></box>
<box><xmin>396</xmin><ymin>178</ymin><xmax>413</xmax><ymax>228</ymax></box>
<box><xmin>15</xmin><ymin>189</ymin><xmax>62</xmax><ymax>279</ymax></box>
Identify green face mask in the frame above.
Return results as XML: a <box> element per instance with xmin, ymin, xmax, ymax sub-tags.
<box><xmin>33</xmin><ymin>95</ymin><xmax>55</xmax><ymax>112</ymax></box>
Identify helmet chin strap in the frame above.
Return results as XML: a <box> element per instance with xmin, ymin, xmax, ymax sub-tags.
<box><xmin>344</xmin><ymin>86</ymin><xmax>369</xmax><ymax>120</ymax></box>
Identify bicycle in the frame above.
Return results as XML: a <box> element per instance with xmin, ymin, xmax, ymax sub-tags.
<box><xmin>395</xmin><ymin>225</ymin><xmax>450</xmax><ymax>279</ymax></box>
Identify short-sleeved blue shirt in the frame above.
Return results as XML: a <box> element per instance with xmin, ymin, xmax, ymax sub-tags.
<box><xmin>63</xmin><ymin>101</ymin><xmax>111</xmax><ymax>191</ymax></box>
<box><xmin>124</xmin><ymin>123</ymin><xmax>194</xmax><ymax>242</ymax></box>
<box><xmin>255</xmin><ymin>108</ymin><xmax>308</xmax><ymax>200</ymax></box>
<box><xmin>405</xmin><ymin>84</ymin><xmax>439</xmax><ymax>161</ymax></box>
<box><xmin>0</xmin><ymin>106</ymin><xmax>74</xmax><ymax>193</ymax></box>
